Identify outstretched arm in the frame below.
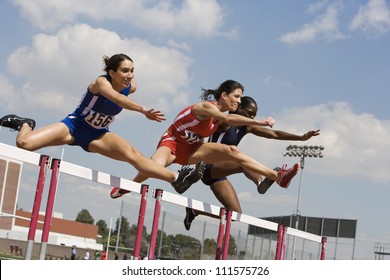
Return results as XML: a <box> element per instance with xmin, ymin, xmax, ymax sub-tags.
<box><xmin>193</xmin><ymin>101</ymin><xmax>275</xmax><ymax>127</ymax></box>
<box><xmin>247</xmin><ymin>126</ymin><xmax>320</xmax><ymax>141</ymax></box>
<box><xmin>91</xmin><ymin>76</ymin><xmax>166</xmax><ymax>122</ymax></box>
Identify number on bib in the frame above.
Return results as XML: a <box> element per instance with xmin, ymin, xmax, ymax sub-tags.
<box><xmin>84</xmin><ymin>111</ymin><xmax>115</xmax><ymax>129</ymax></box>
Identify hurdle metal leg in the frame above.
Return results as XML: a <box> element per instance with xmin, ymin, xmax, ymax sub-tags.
<box><xmin>38</xmin><ymin>158</ymin><xmax>61</xmax><ymax>260</ymax></box>
<box><xmin>148</xmin><ymin>189</ymin><xmax>163</xmax><ymax>260</ymax></box>
<box><xmin>221</xmin><ymin>209</ymin><xmax>232</xmax><ymax>260</ymax></box>
<box><xmin>215</xmin><ymin>208</ymin><xmax>226</xmax><ymax>260</ymax></box>
<box><xmin>25</xmin><ymin>155</ymin><xmax>50</xmax><ymax>260</ymax></box>
<box><xmin>133</xmin><ymin>184</ymin><xmax>149</xmax><ymax>260</ymax></box>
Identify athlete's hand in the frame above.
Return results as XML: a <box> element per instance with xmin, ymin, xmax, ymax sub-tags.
<box><xmin>301</xmin><ymin>129</ymin><xmax>321</xmax><ymax>140</ymax></box>
<box><xmin>257</xmin><ymin>116</ymin><xmax>276</xmax><ymax>128</ymax></box>
<box><xmin>144</xmin><ymin>109</ymin><xmax>166</xmax><ymax>122</ymax></box>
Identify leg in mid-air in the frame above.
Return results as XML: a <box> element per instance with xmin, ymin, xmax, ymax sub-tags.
<box><xmin>183</xmin><ymin>178</ymin><xmax>242</xmax><ymax>231</ymax></box>
<box><xmin>188</xmin><ymin>142</ymin><xmax>299</xmax><ymax>189</ymax></box>
<box><xmin>203</xmin><ymin>160</ymin><xmax>283</xmax><ymax>194</ymax></box>
<box><xmin>0</xmin><ymin>114</ymin><xmax>74</xmax><ymax>150</ymax></box>
<box><xmin>110</xmin><ymin>145</ymin><xmax>206</xmax><ymax>198</ymax></box>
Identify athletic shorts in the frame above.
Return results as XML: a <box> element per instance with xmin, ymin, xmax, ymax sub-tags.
<box><xmin>201</xmin><ymin>164</ymin><xmax>227</xmax><ymax>186</ymax></box>
<box><xmin>157</xmin><ymin>132</ymin><xmax>202</xmax><ymax>165</ymax></box>
<box><xmin>61</xmin><ymin>115</ymin><xmax>109</xmax><ymax>152</ymax></box>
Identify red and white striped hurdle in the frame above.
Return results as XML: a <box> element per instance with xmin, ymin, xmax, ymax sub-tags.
<box><xmin>0</xmin><ymin>142</ymin><xmax>327</xmax><ymax>260</ymax></box>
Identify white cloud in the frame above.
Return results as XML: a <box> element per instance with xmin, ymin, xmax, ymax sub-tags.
<box><xmin>167</xmin><ymin>39</ymin><xmax>192</xmax><ymax>52</ymax></box>
<box><xmin>279</xmin><ymin>2</ymin><xmax>347</xmax><ymax>45</ymax></box>
<box><xmin>14</xmin><ymin>0</ymin><xmax>228</xmax><ymax>38</ymax></box>
<box><xmin>4</xmin><ymin>24</ymin><xmax>192</xmax><ymax>114</ymax></box>
<box><xmin>0</xmin><ymin>75</ymin><xmax>18</xmax><ymax>110</ymax></box>
<box><xmin>241</xmin><ymin>102</ymin><xmax>390</xmax><ymax>184</ymax></box>
<box><xmin>349</xmin><ymin>0</ymin><xmax>390</xmax><ymax>36</ymax></box>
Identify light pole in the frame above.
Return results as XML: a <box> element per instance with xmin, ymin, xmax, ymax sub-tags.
<box><xmin>115</xmin><ymin>200</ymin><xmax>124</xmax><ymax>252</ymax></box>
<box><xmin>142</xmin><ymin>240</ymin><xmax>150</xmax><ymax>259</ymax></box>
<box><xmin>284</xmin><ymin>145</ymin><xmax>324</xmax><ymax>259</ymax></box>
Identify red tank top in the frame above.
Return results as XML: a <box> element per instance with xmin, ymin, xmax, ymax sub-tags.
<box><xmin>167</xmin><ymin>101</ymin><xmax>220</xmax><ymax>144</ymax></box>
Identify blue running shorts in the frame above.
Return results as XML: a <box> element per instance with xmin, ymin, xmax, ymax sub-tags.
<box><xmin>61</xmin><ymin>115</ymin><xmax>109</xmax><ymax>152</ymax></box>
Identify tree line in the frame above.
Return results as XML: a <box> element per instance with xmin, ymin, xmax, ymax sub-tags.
<box><xmin>75</xmin><ymin>208</ymin><xmax>242</xmax><ymax>259</ymax></box>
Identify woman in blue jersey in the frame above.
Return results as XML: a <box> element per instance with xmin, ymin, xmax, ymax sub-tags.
<box><xmin>0</xmin><ymin>53</ymin><xmax>205</xmax><ymax>193</ymax></box>
<box><xmin>184</xmin><ymin>96</ymin><xmax>320</xmax><ymax>230</ymax></box>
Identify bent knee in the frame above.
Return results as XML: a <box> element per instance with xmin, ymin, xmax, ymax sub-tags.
<box><xmin>227</xmin><ymin>205</ymin><xmax>242</xmax><ymax>213</ymax></box>
<box><xmin>224</xmin><ymin>145</ymin><xmax>241</xmax><ymax>156</ymax></box>
<box><xmin>16</xmin><ymin>138</ymin><xmax>35</xmax><ymax>151</ymax></box>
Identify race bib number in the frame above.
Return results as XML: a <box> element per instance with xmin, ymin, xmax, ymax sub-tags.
<box><xmin>84</xmin><ymin>111</ymin><xmax>115</xmax><ymax>129</ymax></box>
<box><xmin>183</xmin><ymin>130</ymin><xmax>204</xmax><ymax>144</ymax></box>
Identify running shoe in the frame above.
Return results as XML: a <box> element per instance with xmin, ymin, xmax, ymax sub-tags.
<box><xmin>0</xmin><ymin>114</ymin><xmax>36</xmax><ymax>131</ymax></box>
<box><xmin>110</xmin><ymin>187</ymin><xmax>130</xmax><ymax>199</ymax></box>
<box><xmin>171</xmin><ymin>161</ymin><xmax>206</xmax><ymax>194</ymax></box>
<box><xmin>257</xmin><ymin>167</ymin><xmax>281</xmax><ymax>194</ymax></box>
<box><xmin>184</xmin><ymin>207</ymin><xmax>198</xmax><ymax>231</ymax></box>
<box><xmin>277</xmin><ymin>163</ymin><xmax>300</xmax><ymax>189</ymax></box>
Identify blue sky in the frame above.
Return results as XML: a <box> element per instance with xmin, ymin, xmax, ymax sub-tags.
<box><xmin>0</xmin><ymin>0</ymin><xmax>389</xmax><ymax>259</ymax></box>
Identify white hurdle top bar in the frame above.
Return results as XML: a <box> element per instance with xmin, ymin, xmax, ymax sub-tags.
<box><xmin>59</xmin><ymin>161</ymin><xmax>142</xmax><ymax>193</ymax></box>
<box><xmin>0</xmin><ymin>142</ymin><xmax>142</xmax><ymax>194</ymax></box>
<box><xmin>0</xmin><ymin>142</ymin><xmax>41</xmax><ymax>166</ymax></box>
<box><xmin>286</xmin><ymin>227</ymin><xmax>322</xmax><ymax>243</ymax></box>
<box><xmin>157</xmin><ymin>190</ymin><xmax>222</xmax><ymax>217</ymax></box>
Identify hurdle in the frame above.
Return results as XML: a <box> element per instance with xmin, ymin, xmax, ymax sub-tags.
<box><xmin>230</xmin><ymin>211</ymin><xmax>327</xmax><ymax>260</ymax></box>
<box><xmin>1</xmin><ymin>142</ymin><xmax>327</xmax><ymax>260</ymax></box>
<box><xmin>147</xmin><ymin>187</ymin><xmax>327</xmax><ymax>260</ymax></box>
<box><xmin>148</xmin><ymin>188</ymin><xmax>231</xmax><ymax>260</ymax></box>
<box><xmin>0</xmin><ymin>142</ymin><xmax>148</xmax><ymax>260</ymax></box>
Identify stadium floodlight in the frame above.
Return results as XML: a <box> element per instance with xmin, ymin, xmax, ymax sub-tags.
<box><xmin>283</xmin><ymin>145</ymin><xmax>324</xmax><ymax>260</ymax></box>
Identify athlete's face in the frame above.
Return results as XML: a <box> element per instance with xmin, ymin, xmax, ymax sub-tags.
<box><xmin>110</xmin><ymin>59</ymin><xmax>134</xmax><ymax>90</ymax></box>
<box><xmin>237</xmin><ymin>102</ymin><xmax>257</xmax><ymax>119</ymax></box>
<box><xmin>223</xmin><ymin>88</ymin><xmax>243</xmax><ymax>112</ymax></box>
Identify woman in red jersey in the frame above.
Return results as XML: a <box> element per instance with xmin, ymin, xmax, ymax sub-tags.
<box><xmin>111</xmin><ymin>80</ymin><xmax>299</xmax><ymax>198</ymax></box>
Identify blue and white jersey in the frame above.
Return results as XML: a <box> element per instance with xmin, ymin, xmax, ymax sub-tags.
<box><xmin>208</xmin><ymin>125</ymin><xmax>248</xmax><ymax>146</ymax></box>
<box><xmin>68</xmin><ymin>75</ymin><xmax>131</xmax><ymax>129</ymax></box>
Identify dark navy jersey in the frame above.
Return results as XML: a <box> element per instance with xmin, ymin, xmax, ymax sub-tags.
<box><xmin>208</xmin><ymin>125</ymin><xmax>248</xmax><ymax>145</ymax></box>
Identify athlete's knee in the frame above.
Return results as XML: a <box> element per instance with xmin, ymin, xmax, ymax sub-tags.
<box><xmin>126</xmin><ymin>147</ymin><xmax>144</xmax><ymax>164</ymax></box>
<box><xmin>225</xmin><ymin>145</ymin><xmax>242</xmax><ymax>158</ymax></box>
<box><xmin>16</xmin><ymin>137</ymin><xmax>35</xmax><ymax>151</ymax></box>
<box><xmin>227</xmin><ymin>205</ymin><xmax>242</xmax><ymax>213</ymax></box>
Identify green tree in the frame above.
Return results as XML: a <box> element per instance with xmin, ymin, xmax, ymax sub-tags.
<box><xmin>113</xmin><ymin>217</ymin><xmax>131</xmax><ymax>249</ymax></box>
<box><xmin>228</xmin><ymin>235</ymin><xmax>237</xmax><ymax>255</ymax></box>
<box><xmin>75</xmin><ymin>209</ymin><xmax>94</xmax><ymax>224</ymax></box>
<box><xmin>203</xmin><ymin>238</ymin><xmax>217</xmax><ymax>255</ymax></box>
<box><xmin>96</xmin><ymin>219</ymin><xmax>108</xmax><ymax>238</ymax></box>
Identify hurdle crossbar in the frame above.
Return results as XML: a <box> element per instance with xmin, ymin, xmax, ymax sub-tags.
<box><xmin>231</xmin><ymin>211</ymin><xmax>322</xmax><ymax>243</ymax></box>
<box><xmin>59</xmin><ymin>161</ymin><xmax>143</xmax><ymax>193</ymax></box>
<box><xmin>0</xmin><ymin>143</ymin><xmax>41</xmax><ymax>166</ymax></box>
<box><xmin>0</xmin><ymin>142</ymin><xmax>144</xmax><ymax>193</ymax></box>
<box><xmin>286</xmin><ymin>226</ymin><xmax>323</xmax><ymax>243</ymax></box>
<box><xmin>156</xmin><ymin>189</ymin><xmax>221</xmax><ymax>216</ymax></box>
<box><xmin>231</xmin><ymin>212</ymin><xmax>279</xmax><ymax>232</ymax></box>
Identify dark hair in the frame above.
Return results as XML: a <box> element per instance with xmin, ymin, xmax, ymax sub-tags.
<box><xmin>103</xmin><ymin>53</ymin><xmax>133</xmax><ymax>73</ymax></box>
<box><xmin>200</xmin><ymin>80</ymin><xmax>244</xmax><ymax>101</ymax></box>
<box><xmin>240</xmin><ymin>96</ymin><xmax>257</xmax><ymax>108</ymax></box>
